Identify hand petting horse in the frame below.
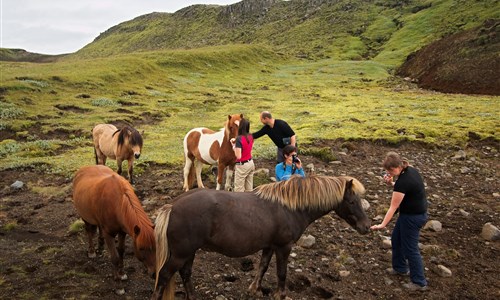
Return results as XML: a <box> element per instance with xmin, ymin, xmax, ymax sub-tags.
<box><xmin>92</xmin><ymin>123</ymin><xmax>143</xmax><ymax>184</ymax></box>
<box><xmin>72</xmin><ymin>165</ymin><xmax>155</xmax><ymax>285</ymax></box>
<box><xmin>182</xmin><ymin>113</ymin><xmax>243</xmax><ymax>191</ymax></box>
<box><xmin>152</xmin><ymin>175</ymin><xmax>371</xmax><ymax>300</ymax></box>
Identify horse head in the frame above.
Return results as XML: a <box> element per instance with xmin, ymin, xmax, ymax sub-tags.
<box><xmin>336</xmin><ymin>179</ymin><xmax>371</xmax><ymax>234</ymax></box>
<box><xmin>118</xmin><ymin>126</ymin><xmax>143</xmax><ymax>159</ymax></box>
<box><xmin>133</xmin><ymin>225</ymin><xmax>156</xmax><ymax>277</ymax></box>
<box><xmin>225</xmin><ymin>114</ymin><xmax>243</xmax><ymax>140</ymax></box>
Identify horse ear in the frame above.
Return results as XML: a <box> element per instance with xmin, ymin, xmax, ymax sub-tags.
<box><xmin>141</xmin><ymin>130</ymin><xmax>144</xmax><ymax>136</ymax></box>
<box><xmin>227</xmin><ymin>115</ymin><xmax>232</xmax><ymax>121</ymax></box>
<box><xmin>346</xmin><ymin>179</ymin><xmax>354</xmax><ymax>191</ymax></box>
<box><xmin>134</xmin><ymin>225</ymin><xmax>141</xmax><ymax>237</ymax></box>
<box><xmin>240</xmin><ymin>113</ymin><xmax>244</xmax><ymax>119</ymax></box>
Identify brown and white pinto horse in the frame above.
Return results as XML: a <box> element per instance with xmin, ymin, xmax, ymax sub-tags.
<box><xmin>92</xmin><ymin>123</ymin><xmax>143</xmax><ymax>184</ymax></box>
<box><xmin>183</xmin><ymin>114</ymin><xmax>243</xmax><ymax>191</ymax></box>
<box><xmin>72</xmin><ymin>165</ymin><xmax>155</xmax><ymax>283</ymax></box>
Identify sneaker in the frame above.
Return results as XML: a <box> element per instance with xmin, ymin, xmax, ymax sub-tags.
<box><xmin>403</xmin><ymin>282</ymin><xmax>428</xmax><ymax>291</ymax></box>
<box><xmin>386</xmin><ymin>267</ymin><xmax>409</xmax><ymax>276</ymax></box>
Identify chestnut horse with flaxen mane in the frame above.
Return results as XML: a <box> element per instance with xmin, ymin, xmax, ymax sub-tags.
<box><xmin>72</xmin><ymin>165</ymin><xmax>155</xmax><ymax>284</ymax></box>
<box><xmin>183</xmin><ymin>114</ymin><xmax>243</xmax><ymax>191</ymax></box>
<box><xmin>92</xmin><ymin>123</ymin><xmax>143</xmax><ymax>183</ymax></box>
<box><xmin>152</xmin><ymin>175</ymin><xmax>371</xmax><ymax>300</ymax></box>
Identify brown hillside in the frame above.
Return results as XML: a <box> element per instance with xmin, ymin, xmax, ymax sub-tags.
<box><xmin>397</xmin><ymin>19</ymin><xmax>500</xmax><ymax>95</ymax></box>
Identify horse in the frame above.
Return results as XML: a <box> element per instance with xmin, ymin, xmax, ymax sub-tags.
<box><xmin>72</xmin><ymin>165</ymin><xmax>155</xmax><ymax>283</ymax></box>
<box><xmin>92</xmin><ymin>123</ymin><xmax>143</xmax><ymax>184</ymax></box>
<box><xmin>152</xmin><ymin>175</ymin><xmax>371</xmax><ymax>300</ymax></box>
<box><xmin>182</xmin><ymin>113</ymin><xmax>243</xmax><ymax>191</ymax></box>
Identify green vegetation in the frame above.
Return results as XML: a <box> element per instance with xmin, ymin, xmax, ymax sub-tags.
<box><xmin>68</xmin><ymin>219</ymin><xmax>85</xmax><ymax>235</ymax></box>
<box><xmin>0</xmin><ymin>0</ymin><xmax>498</xmax><ymax>176</ymax></box>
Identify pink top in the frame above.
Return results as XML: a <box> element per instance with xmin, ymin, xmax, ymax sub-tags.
<box><xmin>235</xmin><ymin>135</ymin><xmax>253</xmax><ymax>162</ymax></box>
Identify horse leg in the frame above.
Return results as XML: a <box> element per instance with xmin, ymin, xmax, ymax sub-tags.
<box><xmin>117</xmin><ymin>232</ymin><xmax>126</xmax><ymax>264</ymax></box>
<box><xmin>103</xmin><ymin>232</ymin><xmax>127</xmax><ymax>281</ymax></box>
<box><xmin>127</xmin><ymin>158</ymin><xmax>134</xmax><ymax>184</ymax></box>
<box><xmin>83</xmin><ymin>221</ymin><xmax>97</xmax><ymax>258</ymax></box>
<box><xmin>116</xmin><ymin>158</ymin><xmax>123</xmax><ymax>176</ymax></box>
<box><xmin>216</xmin><ymin>163</ymin><xmax>225</xmax><ymax>190</ymax></box>
<box><xmin>179</xmin><ymin>255</ymin><xmax>196</xmax><ymax>300</ymax></box>
<box><xmin>194</xmin><ymin>161</ymin><xmax>205</xmax><ymax>189</ymax></box>
<box><xmin>273</xmin><ymin>245</ymin><xmax>292</xmax><ymax>300</ymax></box>
<box><xmin>97</xmin><ymin>227</ymin><xmax>104</xmax><ymax>254</ymax></box>
<box><xmin>152</xmin><ymin>255</ymin><xmax>186</xmax><ymax>300</ymax></box>
<box><xmin>249</xmin><ymin>248</ymin><xmax>274</xmax><ymax>295</ymax></box>
<box><xmin>224</xmin><ymin>165</ymin><xmax>234</xmax><ymax>191</ymax></box>
<box><xmin>183</xmin><ymin>158</ymin><xmax>194</xmax><ymax>191</ymax></box>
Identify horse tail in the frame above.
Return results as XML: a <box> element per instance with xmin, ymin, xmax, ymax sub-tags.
<box><xmin>154</xmin><ymin>204</ymin><xmax>175</xmax><ymax>300</ymax></box>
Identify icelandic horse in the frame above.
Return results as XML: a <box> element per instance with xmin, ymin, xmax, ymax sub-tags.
<box><xmin>182</xmin><ymin>114</ymin><xmax>243</xmax><ymax>191</ymax></box>
<box><xmin>92</xmin><ymin>123</ymin><xmax>143</xmax><ymax>184</ymax></box>
<box><xmin>152</xmin><ymin>175</ymin><xmax>371</xmax><ymax>300</ymax></box>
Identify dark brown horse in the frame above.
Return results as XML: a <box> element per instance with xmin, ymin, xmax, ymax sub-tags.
<box><xmin>72</xmin><ymin>165</ymin><xmax>155</xmax><ymax>283</ymax></box>
<box><xmin>182</xmin><ymin>114</ymin><xmax>243</xmax><ymax>191</ymax></box>
<box><xmin>153</xmin><ymin>175</ymin><xmax>371</xmax><ymax>300</ymax></box>
<box><xmin>92</xmin><ymin>123</ymin><xmax>143</xmax><ymax>183</ymax></box>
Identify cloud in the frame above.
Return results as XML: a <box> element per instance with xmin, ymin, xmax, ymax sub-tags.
<box><xmin>1</xmin><ymin>0</ymin><xmax>239</xmax><ymax>54</ymax></box>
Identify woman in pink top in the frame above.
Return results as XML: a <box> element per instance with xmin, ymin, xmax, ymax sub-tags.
<box><xmin>231</xmin><ymin>118</ymin><xmax>255</xmax><ymax>192</ymax></box>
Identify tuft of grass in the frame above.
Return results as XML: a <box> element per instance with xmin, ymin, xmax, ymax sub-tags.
<box><xmin>3</xmin><ymin>222</ymin><xmax>18</xmax><ymax>231</ymax></box>
<box><xmin>300</xmin><ymin>147</ymin><xmax>337</xmax><ymax>163</ymax></box>
<box><xmin>68</xmin><ymin>219</ymin><xmax>85</xmax><ymax>235</ymax></box>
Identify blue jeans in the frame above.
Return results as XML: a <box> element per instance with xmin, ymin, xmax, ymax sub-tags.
<box><xmin>392</xmin><ymin>213</ymin><xmax>428</xmax><ymax>286</ymax></box>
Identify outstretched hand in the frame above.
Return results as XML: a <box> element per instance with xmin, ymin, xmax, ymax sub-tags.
<box><xmin>370</xmin><ymin>224</ymin><xmax>385</xmax><ymax>230</ymax></box>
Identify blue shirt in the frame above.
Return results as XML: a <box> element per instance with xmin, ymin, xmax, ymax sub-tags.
<box><xmin>275</xmin><ymin>163</ymin><xmax>305</xmax><ymax>181</ymax></box>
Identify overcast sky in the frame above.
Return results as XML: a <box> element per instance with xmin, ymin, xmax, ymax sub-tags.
<box><xmin>0</xmin><ymin>0</ymin><xmax>240</xmax><ymax>55</ymax></box>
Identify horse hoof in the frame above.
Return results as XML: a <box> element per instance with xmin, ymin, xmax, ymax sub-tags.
<box><xmin>115</xmin><ymin>288</ymin><xmax>125</xmax><ymax>295</ymax></box>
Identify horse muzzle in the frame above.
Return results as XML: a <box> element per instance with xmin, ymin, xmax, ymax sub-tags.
<box><xmin>134</xmin><ymin>153</ymin><xmax>141</xmax><ymax>159</ymax></box>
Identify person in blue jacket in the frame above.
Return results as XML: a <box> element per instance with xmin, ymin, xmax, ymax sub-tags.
<box><xmin>275</xmin><ymin>145</ymin><xmax>305</xmax><ymax>181</ymax></box>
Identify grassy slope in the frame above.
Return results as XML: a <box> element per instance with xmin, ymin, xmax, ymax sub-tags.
<box><xmin>1</xmin><ymin>44</ymin><xmax>498</xmax><ymax>177</ymax></box>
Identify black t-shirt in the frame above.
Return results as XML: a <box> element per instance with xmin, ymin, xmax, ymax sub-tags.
<box><xmin>252</xmin><ymin>119</ymin><xmax>295</xmax><ymax>148</ymax></box>
<box><xmin>394</xmin><ymin>166</ymin><xmax>428</xmax><ymax>214</ymax></box>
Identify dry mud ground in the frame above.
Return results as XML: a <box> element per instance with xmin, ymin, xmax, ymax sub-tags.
<box><xmin>1</xmin><ymin>140</ymin><xmax>499</xmax><ymax>300</ymax></box>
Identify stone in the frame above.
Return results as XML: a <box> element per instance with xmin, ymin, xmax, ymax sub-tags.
<box><xmin>11</xmin><ymin>180</ymin><xmax>24</xmax><ymax>190</ymax></box>
<box><xmin>361</xmin><ymin>199</ymin><xmax>370</xmax><ymax>211</ymax></box>
<box><xmin>424</xmin><ymin>220</ymin><xmax>442</xmax><ymax>232</ymax></box>
<box><xmin>435</xmin><ymin>264</ymin><xmax>452</xmax><ymax>277</ymax></box>
<box><xmin>297</xmin><ymin>234</ymin><xmax>316</xmax><ymax>248</ymax></box>
<box><xmin>481</xmin><ymin>222</ymin><xmax>500</xmax><ymax>241</ymax></box>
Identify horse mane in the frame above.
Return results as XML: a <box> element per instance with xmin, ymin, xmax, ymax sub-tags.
<box><xmin>121</xmin><ymin>181</ymin><xmax>154</xmax><ymax>248</ymax></box>
<box><xmin>255</xmin><ymin>175</ymin><xmax>365</xmax><ymax>211</ymax></box>
<box><xmin>115</xmin><ymin>126</ymin><xmax>143</xmax><ymax>147</ymax></box>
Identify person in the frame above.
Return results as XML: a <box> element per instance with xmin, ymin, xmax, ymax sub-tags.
<box><xmin>230</xmin><ymin>118</ymin><xmax>255</xmax><ymax>192</ymax></box>
<box><xmin>371</xmin><ymin>152</ymin><xmax>428</xmax><ymax>291</ymax></box>
<box><xmin>252</xmin><ymin>111</ymin><xmax>296</xmax><ymax>163</ymax></box>
<box><xmin>275</xmin><ymin>145</ymin><xmax>305</xmax><ymax>181</ymax></box>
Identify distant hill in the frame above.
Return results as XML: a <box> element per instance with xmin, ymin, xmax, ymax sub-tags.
<box><xmin>0</xmin><ymin>48</ymin><xmax>65</xmax><ymax>63</ymax></box>
<box><xmin>75</xmin><ymin>0</ymin><xmax>498</xmax><ymax>66</ymax></box>
<box><xmin>398</xmin><ymin>19</ymin><xmax>500</xmax><ymax>95</ymax></box>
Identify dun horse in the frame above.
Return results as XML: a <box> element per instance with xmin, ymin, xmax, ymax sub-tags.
<box><xmin>72</xmin><ymin>165</ymin><xmax>155</xmax><ymax>282</ymax></box>
<box><xmin>153</xmin><ymin>175</ymin><xmax>371</xmax><ymax>300</ymax></box>
<box><xmin>182</xmin><ymin>114</ymin><xmax>243</xmax><ymax>191</ymax></box>
<box><xmin>92</xmin><ymin>123</ymin><xmax>143</xmax><ymax>183</ymax></box>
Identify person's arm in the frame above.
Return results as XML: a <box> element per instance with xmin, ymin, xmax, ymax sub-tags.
<box><xmin>370</xmin><ymin>191</ymin><xmax>404</xmax><ymax>230</ymax></box>
<box><xmin>290</xmin><ymin>134</ymin><xmax>296</xmax><ymax>146</ymax></box>
<box><xmin>232</xmin><ymin>137</ymin><xmax>242</xmax><ymax>160</ymax></box>
<box><xmin>296</xmin><ymin>166</ymin><xmax>305</xmax><ymax>177</ymax></box>
<box><xmin>252</xmin><ymin>126</ymin><xmax>266</xmax><ymax>140</ymax></box>
<box><xmin>275</xmin><ymin>164</ymin><xmax>285</xmax><ymax>181</ymax></box>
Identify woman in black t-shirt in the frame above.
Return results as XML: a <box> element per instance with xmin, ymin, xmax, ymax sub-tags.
<box><xmin>371</xmin><ymin>152</ymin><xmax>428</xmax><ymax>291</ymax></box>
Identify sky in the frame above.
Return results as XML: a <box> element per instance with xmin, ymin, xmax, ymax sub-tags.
<box><xmin>0</xmin><ymin>0</ymin><xmax>240</xmax><ymax>55</ymax></box>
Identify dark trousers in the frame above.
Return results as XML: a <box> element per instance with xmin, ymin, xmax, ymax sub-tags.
<box><xmin>392</xmin><ymin>213</ymin><xmax>428</xmax><ymax>286</ymax></box>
